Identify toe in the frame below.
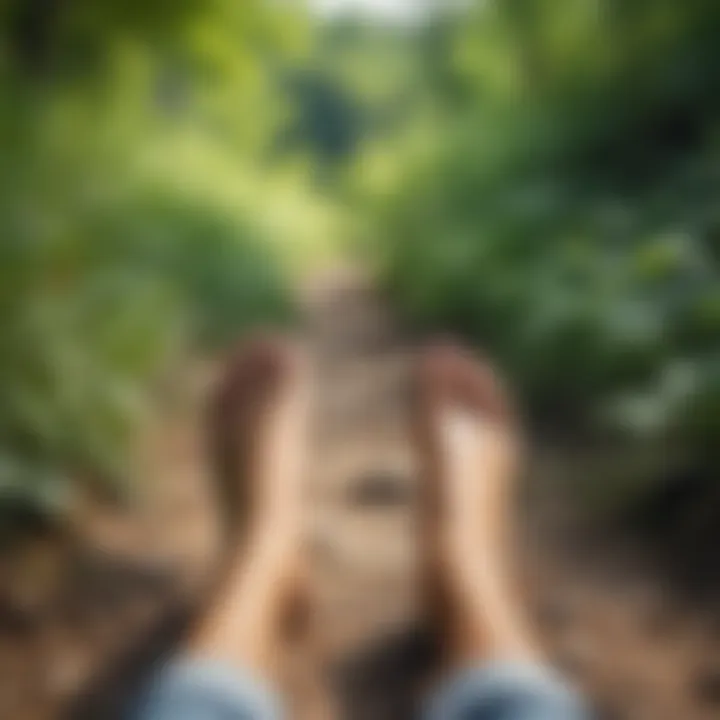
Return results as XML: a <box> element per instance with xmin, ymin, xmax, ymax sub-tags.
<box><xmin>417</xmin><ymin>342</ymin><xmax>514</xmax><ymax>424</ymax></box>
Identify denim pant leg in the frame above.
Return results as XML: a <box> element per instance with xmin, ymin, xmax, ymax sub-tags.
<box><xmin>130</xmin><ymin>657</ymin><xmax>283</xmax><ymax>720</ymax></box>
<box><xmin>423</xmin><ymin>662</ymin><xmax>587</xmax><ymax>720</ymax></box>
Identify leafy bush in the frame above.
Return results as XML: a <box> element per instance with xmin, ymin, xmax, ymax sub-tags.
<box><xmin>0</xmin><ymin>0</ymin><xmax>300</xmax><ymax>518</ymax></box>
<box><xmin>377</xmin><ymin>0</ymin><xmax>720</xmax><ymax>471</ymax></box>
<box><xmin>0</xmin><ymin>183</ymin><xmax>291</xmax><ymax>513</ymax></box>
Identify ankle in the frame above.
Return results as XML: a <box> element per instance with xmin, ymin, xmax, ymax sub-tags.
<box><xmin>190</xmin><ymin>549</ymin><xmax>292</xmax><ymax>672</ymax></box>
<box><xmin>437</xmin><ymin>523</ymin><xmax>542</xmax><ymax>665</ymax></box>
<box><xmin>445</xmin><ymin>560</ymin><xmax>541</xmax><ymax>665</ymax></box>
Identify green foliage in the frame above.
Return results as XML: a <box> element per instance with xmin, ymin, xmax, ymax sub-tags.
<box><xmin>376</xmin><ymin>0</ymin><xmax>720</xmax><ymax>471</ymax></box>
<box><xmin>0</xmin><ymin>158</ymin><xmax>292</xmax><ymax>509</ymax></box>
<box><xmin>98</xmin><ymin>195</ymin><xmax>294</xmax><ymax>347</ymax></box>
<box><xmin>0</xmin><ymin>0</ymin><xmax>297</xmax><ymax>514</ymax></box>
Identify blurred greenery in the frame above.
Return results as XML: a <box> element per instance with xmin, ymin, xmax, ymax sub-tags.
<box><xmin>354</xmin><ymin>0</ymin><xmax>720</xmax><ymax>499</ymax></box>
<box><xmin>0</xmin><ymin>0</ymin><xmax>310</xmax><ymax>512</ymax></box>
<box><xmin>1</xmin><ymin>0</ymin><xmax>719</xmax><ymax>517</ymax></box>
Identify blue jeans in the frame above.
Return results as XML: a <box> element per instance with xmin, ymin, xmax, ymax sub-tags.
<box><xmin>131</xmin><ymin>656</ymin><xmax>586</xmax><ymax>720</ymax></box>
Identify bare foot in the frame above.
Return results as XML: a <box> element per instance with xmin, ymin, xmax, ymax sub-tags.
<box><xmin>415</xmin><ymin>343</ymin><xmax>540</xmax><ymax>668</ymax></box>
<box><xmin>190</xmin><ymin>336</ymin><xmax>310</xmax><ymax>677</ymax></box>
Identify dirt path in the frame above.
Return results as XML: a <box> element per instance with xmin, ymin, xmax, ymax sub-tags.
<box><xmin>1</xmin><ymin>267</ymin><xmax>720</xmax><ymax>719</ymax></box>
<box><xmin>301</xmin><ymin>268</ymin><xmax>423</xmax><ymax>719</ymax></box>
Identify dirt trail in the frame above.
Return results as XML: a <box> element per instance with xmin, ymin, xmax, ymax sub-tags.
<box><xmin>1</xmin><ymin>267</ymin><xmax>719</xmax><ymax>719</ymax></box>
<box><xmin>301</xmin><ymin>268</ymin><xmax>423</xmax><ymax>719</ymax></box>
